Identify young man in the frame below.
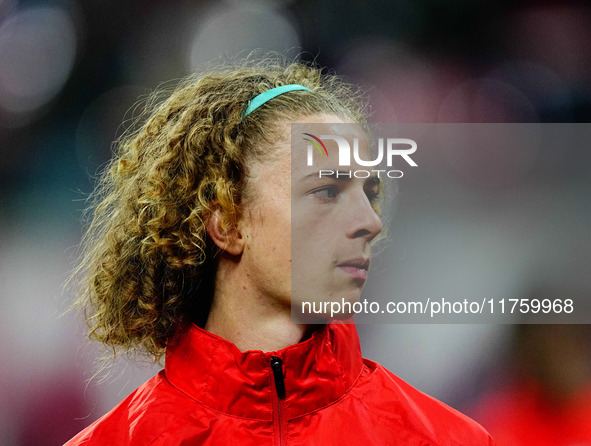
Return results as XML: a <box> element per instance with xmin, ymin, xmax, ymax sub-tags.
<box><xmin>66</xmin><ymin>59</ymin><xmax>495</xmax><ymax>445</ymax></box>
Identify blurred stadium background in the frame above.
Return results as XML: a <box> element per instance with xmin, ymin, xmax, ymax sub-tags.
<box><xmin>1</xmin><ymin>0</ymin><xmax>590</xmax><ymax>444</ymax></box>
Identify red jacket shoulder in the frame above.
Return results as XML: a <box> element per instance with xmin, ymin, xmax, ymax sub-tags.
<box><xmin>356</xmin><ymin>359</ymin><xmax>495</xmax><ymax>445</ymax></box>
<box><xmin>64</xmin><ymin>371</ymin><xmax>197</xmax><ymax>446</ymax></box>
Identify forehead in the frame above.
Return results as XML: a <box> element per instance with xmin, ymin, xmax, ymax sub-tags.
<box><xmin>246</xmin><ymin>115</ymin><xmax>369</xmax><ymax>187</ymax></box>
<box><xmin>288</xmin><ymin>116</ymin><xmax>370</xmax><ymax>176</ymax></box>
<box><xmin>243</xmin><ymin>116</ymin><xmax>376</xmax><ymax>211</ymax></box>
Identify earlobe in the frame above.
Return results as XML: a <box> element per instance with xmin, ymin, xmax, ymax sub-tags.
<box><xmin>205</xmin><ymin>207</ymin><xmax>245</xmax><ymax>256</ymax></box>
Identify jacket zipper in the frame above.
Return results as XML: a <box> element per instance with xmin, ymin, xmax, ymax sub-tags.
<box><xmin>270</xmin><ymin>356</ymin><xmax>287</xmax><ymax>445</ymax></box>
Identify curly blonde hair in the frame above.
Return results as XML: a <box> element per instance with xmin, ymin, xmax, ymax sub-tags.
<box><xmin>71</xmin><ymin>57</ymin><xmax>370</xmax><ymax>361</ymax></box>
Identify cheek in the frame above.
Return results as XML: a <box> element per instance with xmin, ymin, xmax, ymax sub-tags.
<box><xmin>292</xmin><ymin>217</ymin><xmax>338</xmax><ymax>275</ymax></box>
<box><xmin>293</xmin><ymin>206</ymin><xmax>339</xmax><ymax>246</ymax></box>
<box><xmin>248</xmin><ymin>202</ymin><xmax>292</xmax><ymax>261</ymax></box>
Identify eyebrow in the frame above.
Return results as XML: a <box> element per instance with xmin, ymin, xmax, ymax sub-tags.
<box><xmin>302</xmin><ymin>171</ymin><xmax>382</xmax><ymax>187</ymax></box>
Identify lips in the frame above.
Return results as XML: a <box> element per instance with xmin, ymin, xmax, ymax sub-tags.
<box><xmin>337</xmin><ymin>257</ymin><xmax>370</xmax><ymax>281</ymax></box>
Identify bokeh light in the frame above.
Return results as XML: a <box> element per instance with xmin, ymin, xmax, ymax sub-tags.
<box><xmin>0</xmin><ymin>5</ymin><xmax>77</xmax><ymax>123</ymax></box>
<box><xmin>189</xmin><ymin>3</ymin><xmax>300</xmax><ymax>69</ymax></box>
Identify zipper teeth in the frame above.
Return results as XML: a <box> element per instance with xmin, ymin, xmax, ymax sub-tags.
<box><xmin>278</xmin><ymin>397</ymin><xmax>283</xmax><ymax>445</ymax></box>
<box><xmin>270</xmin><ymin>356</ymin><xmax>286</xmax><ymax>445</ymax></box>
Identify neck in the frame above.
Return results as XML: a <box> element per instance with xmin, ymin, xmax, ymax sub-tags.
<box><xmin>204</xmin><ymin>256</ymin><xmax>321</xmax><ymax>352</ymax></box>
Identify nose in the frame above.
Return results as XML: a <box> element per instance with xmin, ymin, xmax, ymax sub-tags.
<box><xmin>346</xmin><ymin>192</ymin><xmax>383</xmax><ymax>241</ymax></box>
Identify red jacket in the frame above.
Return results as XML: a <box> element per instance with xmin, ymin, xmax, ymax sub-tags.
<box><xmin>65</xmin><ymin>323</ymin><xmax>495</xmax><ymax>445</ymax></box>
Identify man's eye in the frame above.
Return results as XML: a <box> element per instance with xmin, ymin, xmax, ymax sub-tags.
<box><xmin>311</xmin><ymin>185</ymin><xmax>339</xmax><ymax>202</ymax></box>
<box><xmin>365</xmin><ymin>190</ymin><xmax>380</xmax><ymax>204</ymax></box>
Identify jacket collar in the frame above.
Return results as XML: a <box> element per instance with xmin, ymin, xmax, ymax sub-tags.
<box><xmin>164</xmin><ymin>321</ymin><xmax>364</xmax><ymax>420</ymax></box>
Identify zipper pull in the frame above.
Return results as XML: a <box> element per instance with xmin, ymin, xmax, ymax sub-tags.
<box><xmin>270</xmin><ymin>356</ymin><xmax>286</xmax><ymax>399</ymax></box>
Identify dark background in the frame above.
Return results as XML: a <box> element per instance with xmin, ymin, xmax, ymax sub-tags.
<box><xmin>1</xmin><ymin>1</ymin><xmax>590</xmax><ymax>444</ymax></box>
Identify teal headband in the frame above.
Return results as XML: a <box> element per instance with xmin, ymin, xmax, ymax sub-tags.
<box><xmin>242</xmin><ymin>84</ymin><xmax>313</xmax><ymax>118</ymax></box>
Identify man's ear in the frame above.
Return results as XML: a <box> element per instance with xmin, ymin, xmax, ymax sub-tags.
<box><xmin>205</xmin><ymin>207</ymin><xmax>245</xmax><ymax>256</ymax></box>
